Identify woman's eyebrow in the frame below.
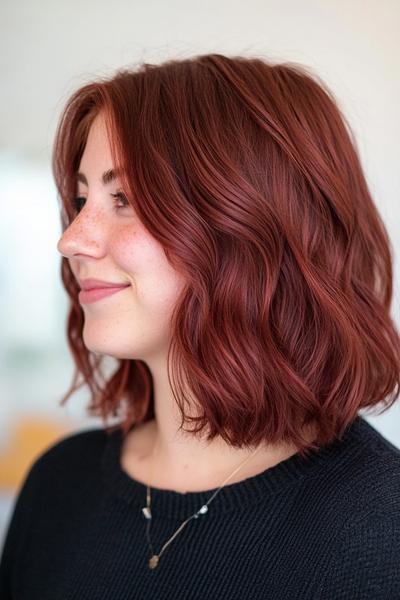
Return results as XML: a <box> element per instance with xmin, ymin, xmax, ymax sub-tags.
<box><xmin>76</xmin><ymin>168</ymin><xmax>122</xmax><ymax>186</ymax></box>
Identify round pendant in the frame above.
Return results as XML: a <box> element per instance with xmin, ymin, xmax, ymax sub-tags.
<box><xmin>149</xmin><ymin>554</ymin><xmax>159</xmax><ymax>569</ymax></box>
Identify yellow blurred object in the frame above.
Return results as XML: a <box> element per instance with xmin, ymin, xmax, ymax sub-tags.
<box><xmin>0</xmin><ymin>417</ymin><xmax>70</xmax><ymax>492</ymax></box>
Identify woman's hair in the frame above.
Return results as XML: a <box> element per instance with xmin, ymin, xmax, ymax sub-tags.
<box><xmin>52</xmin><ymin>52</ymin><xmax>400</xmax><ymax>458</ymax></box>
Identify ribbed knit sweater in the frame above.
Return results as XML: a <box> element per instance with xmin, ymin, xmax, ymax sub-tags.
<box><xmin>1</xmin><ymin>414</ymin><xmax>400</xmax><ymax>599</ymax></box>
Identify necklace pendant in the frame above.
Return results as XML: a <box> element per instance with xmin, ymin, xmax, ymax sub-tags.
<box><xmin>142</xmin><ymin>506</ymin><xmax>152</xmax><ymax>520</ymax></box>
<box><xmin>149</xmin><ymin>554</ymin><xmax>159</xmax><ymax>569</ymax></box>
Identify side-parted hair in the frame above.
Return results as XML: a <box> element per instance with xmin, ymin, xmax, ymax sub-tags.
<box><xmin>52</xmin><ymin>52</ymin><xmax>400</xmax><ymax>458</ymax></box>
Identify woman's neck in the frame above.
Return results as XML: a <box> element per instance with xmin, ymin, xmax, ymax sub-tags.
<box><xmin>120</xmin><ymin>418</ymin><xmax>307</xmax><ymax>493</ymax></box>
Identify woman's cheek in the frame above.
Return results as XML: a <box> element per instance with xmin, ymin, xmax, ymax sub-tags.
<box><xmin>110</xmin><ymin>224</ymin><xmax>154</xmax><ymax>274</ymax></box>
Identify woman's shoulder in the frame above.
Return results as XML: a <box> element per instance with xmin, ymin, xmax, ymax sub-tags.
<box><xmin>19</xmin><ymin>425</ymin><xmax>111</xmax><ymax>495</ymax></box>
<box><xmin>341</xmin><ymin>416</ymin><xmax>400</xmax><ymax>488</ymax></box>
<box><xmin>306</xmin><ymin>416</ymin><xmax>400</xmax><ymax>524</ymax></box>
<box><xmin>33</xmin><ymin>425</ymin><xmax>109</xmax><ymax>467</ymax></box>
<box><xmin>312</xmin><ymin>418</ymin><xmax>400</xmax><ymax>599</ymax></box>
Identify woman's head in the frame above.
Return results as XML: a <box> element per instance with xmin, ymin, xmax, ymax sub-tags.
<box><xmin>52</xmin><ymin>52</ymin><xmax>400</xmax><ymax>456</ymax></box>
<box><xmin>57</xmin><ymin>110</ymin><xmax>187</xmax><ymax>363</ymax></box>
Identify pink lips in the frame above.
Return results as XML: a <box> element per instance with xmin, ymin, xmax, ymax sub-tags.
<box><xmin>79</xmin><ymin>285</ymin><xmax>130</xmax><ymax>304</ymax></box>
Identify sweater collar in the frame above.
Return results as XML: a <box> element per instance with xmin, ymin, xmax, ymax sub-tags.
<box><xmin>102</xmin><ymin>415</ymin><xmax>366</xmax><ymax>519</ymax></box>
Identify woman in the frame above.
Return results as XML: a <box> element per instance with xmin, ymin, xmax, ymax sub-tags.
<box><xmin>1</xmin><ymin>52</ymin><xmax>399</xmax><ymax>599</ymax></box>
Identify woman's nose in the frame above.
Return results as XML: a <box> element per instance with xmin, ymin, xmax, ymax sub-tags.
<box><xmin>56</xmin><ymin>206</ymin><xmax>105</xmax><ymax>259</ymax></box>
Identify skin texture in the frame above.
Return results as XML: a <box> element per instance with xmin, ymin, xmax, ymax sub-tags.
<box><xmin>57</xmin><ymin>112</ymin><xmax>307</xmax><ymax>493</ymax></box>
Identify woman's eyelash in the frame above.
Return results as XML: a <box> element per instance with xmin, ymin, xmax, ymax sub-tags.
<box><xmin>71</xmin><ymin>192</ymin><xmax>130</xmax><ymax>214</ymax></box>
<box><xmin>110</xmin><ymin>192</ymin><xmax>130</xmax><ymax>208</ymax></box>
<box><xmin>71</xmin><ymin>197</ymin><xmax>85</xmax><ymax>213</ymax></box>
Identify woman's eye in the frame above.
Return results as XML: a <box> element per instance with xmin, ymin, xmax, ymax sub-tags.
<box><xmin>72</xmin><ymin>197</ymin><xmax>86</xmax><ymax>213</ymax></box>
<box><xmin>71</xmin><ymin>192</ymin><xmax>130</xmax><ymax>214</ymax></box>
<box><xmin>110</xmin><ymin>192</ymin><xmax>131</xmax><ymax>209</ymax></box>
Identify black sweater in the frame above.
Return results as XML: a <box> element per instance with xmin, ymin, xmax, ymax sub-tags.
<box><xmin>1</xmin><ymin>414</ymin><xmax>400</xmax><ymax>599</ymax></box>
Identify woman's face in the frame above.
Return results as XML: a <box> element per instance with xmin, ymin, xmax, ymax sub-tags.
<box><xmin>57</xmin><ymin>111</ymin><xmax>186</xmax><ymax>361</ymax></box>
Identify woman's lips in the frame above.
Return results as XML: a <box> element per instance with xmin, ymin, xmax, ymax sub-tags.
<box><xmin>79</xmin><ymin>285</ymin><xmax>130</xmax><ymax>304</ymax></box>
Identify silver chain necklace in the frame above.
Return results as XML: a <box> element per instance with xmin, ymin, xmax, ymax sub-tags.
<box><xmin>141</xmin><ymin>442</ymin><xmax>263</xmax><ymax>569</ymax></box>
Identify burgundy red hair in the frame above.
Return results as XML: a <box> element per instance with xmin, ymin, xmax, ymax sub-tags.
<box><xmin>52</xmin><ymin>53</ymin><xmax>400</xmax><ymax>457</ymax></box>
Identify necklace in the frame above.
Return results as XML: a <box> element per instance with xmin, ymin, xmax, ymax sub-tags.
<box><xmin>141</xmin><ymin>440</ymin><xmax>264</xmax><ymax>569</ymax></box>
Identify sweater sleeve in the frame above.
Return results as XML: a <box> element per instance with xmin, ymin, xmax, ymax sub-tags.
<box><xmin>0</xmin><ymin>458</ymin><xmax>42</xmax><ymax>599</ymax></box>
<box><xmin>314</xmin><ymin>512</ymin><xmax>400</xmax><ymax>600</ymax></box>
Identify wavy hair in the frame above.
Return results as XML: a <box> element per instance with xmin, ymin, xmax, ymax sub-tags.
<box><xmin>52</xmin><ymin>52</ymin><xmax>400</xmax><ymax>458</ymax></box>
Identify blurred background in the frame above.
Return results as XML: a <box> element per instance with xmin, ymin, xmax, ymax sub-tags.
<box><xmin>0</xmin><ymin>0</ymin><xmax>399</xmax><ymax>549</ymax></box>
